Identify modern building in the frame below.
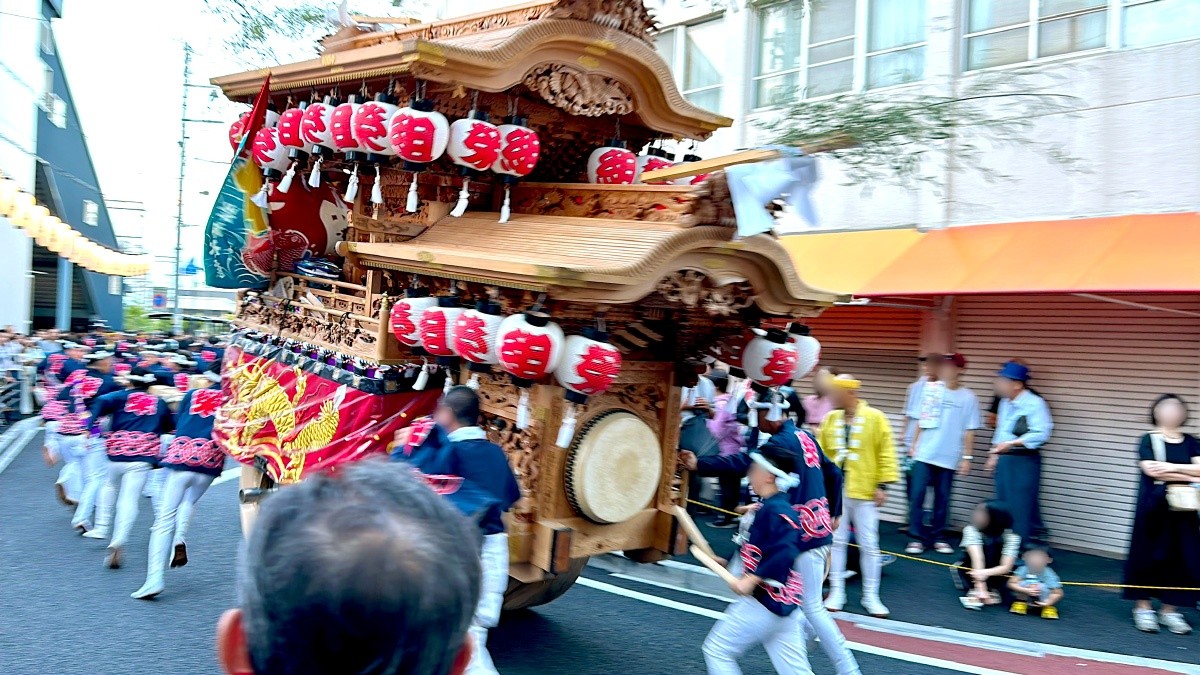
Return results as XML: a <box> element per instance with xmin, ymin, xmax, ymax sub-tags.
<box><xmin>0</xmin><ymin>0</ymin><xmax>125</xmax><ymax>332</ymax></box>
<box><xmin>654</xmin><ymin>0</ymin><xmax>1200</xmax><ymax>557</ymax></box>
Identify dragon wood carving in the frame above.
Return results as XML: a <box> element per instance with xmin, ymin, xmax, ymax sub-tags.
<box><xmin>544</xmin><ymin>0</ymin><xmax>657</xmax><ymax>42</ymax></box>
<box><xmin>523</xmin><ymin>64</ymin><xmax>634</xmax><ymax>117</ymax></box>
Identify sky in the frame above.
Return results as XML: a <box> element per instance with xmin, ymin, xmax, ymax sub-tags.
<box><xmin>50</xmin><ymin>0</ymin><xmax>471</xmax><ymax>292</ymax></box>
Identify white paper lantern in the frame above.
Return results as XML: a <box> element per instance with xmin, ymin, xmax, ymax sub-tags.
<box><xmin>447</xmin><ymin>112</ymin><xmax>501</xmax><ymax>172</ymax></box>
<box><xmin>742</xmin><ymin>327</ymin><xmax>799</xmax><ymax>388</ymax></box>
<box><xmin>787</xmin><ymin>322</ymin><xmax>821</xmax><ymax>380</ymax></box>
<box><xmin>352</xmin><ymin>94</ymin><xmax>399</xmax><ymax>157</ymax></box>
<box><xmin>389</xmin><ymin>291</ymin><xmax>437</xmax><ymax>348</ymax></box>
<box><xmin>418</xmin><ymin>297</ymin><xmax>464</xmax><ymax>359</ymax></box>
<box><xmin>587</xmin><ymin>142</ymin><xmax>637</xmax><ymax>185</ymax></box>
<box><xmin>497</xmin><ymin>310</ymin><xmax>565</xmax><ymax>429</ymax></box>
<box><xmin>252</xmin><ymin>127</ymin><xmax>291</xmax><ymax>173</ymax></box>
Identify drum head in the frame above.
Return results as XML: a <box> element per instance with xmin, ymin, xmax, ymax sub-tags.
<box><xmin>566</xmin><ymin>409</ymin><xmax>662</xmax><ymax>524</ymax></box>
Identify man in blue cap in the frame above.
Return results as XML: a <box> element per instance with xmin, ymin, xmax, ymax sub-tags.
<box><xmin>988</xmin><ymin>361</ymin><xmax>1054</xmax><ymax>548</ymax></box>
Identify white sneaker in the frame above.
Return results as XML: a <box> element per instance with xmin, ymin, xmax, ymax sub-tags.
<box><xmin>824</xmin><ymin>588</ymin><xmax>846</xmax><ymax>612</ymax></box>
<box><xmin>1133</xmin><ymin>608</ymin><xmax>1159</xmax><ymax>633</ymax></box>
<box><xmin>81</xmin><ymin>529</ymin><xmax>109</xmax><ymax>540</ymax></box>
<box><xmin>862</xmin><ymin>595</ymin><xmax>890</xmax><ymax>618</ymax></box>
<box><xmin>1160</xmin><ymin>612</ymin><xmax>1193</xmax><ymax>635</ymax></box>
<box><xmin>904</xmin><ymin>542</ymin><xmax>924</xmax><ymax>554</ymax></box>
<box><xmin>131</xmin><ymin>581</ymin><xmax>164</xmax><ymax>600</ymax></box>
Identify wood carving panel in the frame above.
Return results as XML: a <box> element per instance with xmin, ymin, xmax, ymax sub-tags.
<box><xmin>544</xmin><ymin>0</ymin><xmax>657</xmax><ymax>42</ymax></box>
<box><xmin>481</xmin><ymin>411</ymin><xmax>540</xmax><ymax>522</ymax></box>
<box><xmin>522</xmin><ymin>64</ymin><xmax>634</xmax><ymax>118</ymax></box>
<box><xmin>510</xmin><ymin>184</ymin><xmax>696</xmax><ymax>223</ymax></box>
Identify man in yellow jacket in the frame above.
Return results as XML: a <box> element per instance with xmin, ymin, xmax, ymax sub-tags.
<box><xmin>817</xmin><ymin>374</ymin><xmax>899</xmax><ymax>618</ymax></box>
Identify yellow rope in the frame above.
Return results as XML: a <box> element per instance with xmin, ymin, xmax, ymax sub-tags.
<box><xmin>684</xmin><ymin>498</ymin><xmax>1200</xmax><ymax>592</ymax></box>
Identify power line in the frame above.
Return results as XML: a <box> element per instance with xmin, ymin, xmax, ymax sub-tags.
<box><xmin>0</xmin><ymin>10</ymin><xmax>48</xmax><ymax>22</ymax></box>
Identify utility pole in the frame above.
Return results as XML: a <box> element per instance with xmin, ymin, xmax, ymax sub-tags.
<box><xmin>173</xmin><ymin>44</ymin><xmax>191</xmax><ymax>336</ymax></box>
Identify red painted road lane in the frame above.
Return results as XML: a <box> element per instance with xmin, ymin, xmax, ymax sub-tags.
<box><xmin>838</xmin><ymin>620</ymin><xmax>1185</xmax><ymax>674</ymax></box>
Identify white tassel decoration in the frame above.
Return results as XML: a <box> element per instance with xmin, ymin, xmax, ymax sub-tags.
<box><xmin>413</xmin><ymin>364</ymin><xmax>429</xmax><ymax>391</ymax></box>
<box><xmin>516</xmin><ymin>389</ymin><xmax>530</xmax><ymax>429</ymax></box>
<box><xmin>370</xmin><ymin>166</ymin><xmax>383</xmax><ymax>212</ymax></box>
<box><xmin>466</xmin><ymin>372</ymin><xmax>480</xmax><ymax>390</ymax></box>
<box><xmin>307</xmin><ymin>157</ymin><xmax>323</xmax><ymax>188</ymax></box>
<box><xmin>747</xmin><ymin>391</ymin><xmax>759</xmax><ymax>429</ymax></box>
<box><xmin>250</xmin><ymin>182</ymin><xmax>270</xmax><ymax>209</ymax></box>
<box><xmin>556</xmin><ymin>403</ymin><xmax>577</xmax><ymax>448</ymax></box>
<box><xmin>405</xmin><ymin>172</ymin><xmax>419</xmax><ymax>212</ymax></box>
<box><xmin>498</xmin><ymin>185</ymin><xmax>511</xmax><ymax>223</ymax></box>
<box><xmin>344</xmin><ymin>165</ymin><xmax>359</xmax><ymax>202</ymax></box>
<box><xmin>277</xmin><ymin>161</ymin><xmax>297</xmax><ymax>194</ymax></box>
<box><xmin>442</xmin><ymin>368</ymin><xmax>453</xmax><ymax>394</ymax></box>
<box><xmin>450</xmin><ymin>178</ymin><xmax>470</xmax><ymax>218</ymax></box>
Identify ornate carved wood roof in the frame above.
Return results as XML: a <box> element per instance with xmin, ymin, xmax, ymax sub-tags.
<box><xmin>340</xmin><ymin>212</ymin><xmax>839</xmax><ymax>316</ymax></box>
<box><xmin>211</xmin><ymin>2</ymin><xmax>730</xmax><ymax>140</ymax></box>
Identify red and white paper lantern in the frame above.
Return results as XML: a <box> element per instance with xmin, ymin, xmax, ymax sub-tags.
<box><xmin>300</xmin><ymin>96</ymin><xmax>339</xmax><ymax>187</ymax></box>
<box><xmin>492</xmin><ymin>115</ymin><xmax>540</xmax><ymax>223</ymax></box>
<box><xmin>228</xmin><ymin>111</ymin><xmax>250</xmax><ymax>152</ymax></box>
<box><xmin>587</xmin><ymin>141</ymin><xmax>637</xmax><ymax>185</ymax></box>
<box><xmin>389</xmin><ymin>289</ymin><xmax>437</xmax><ymax>349</ymax></box>
<box><xmin>330</xmin><ymin>94</ymin><xmax>364</xmax><ymax>156</ymax></box>
<box><xmin>252</xmin><ymin>127</ymin><xmax>290</xmax><ymax>174</ymax></box>
<box><xmin>446</xmin><ymin>110</ymin><xmax>501</xmax><ymax>218</ymax></box>
<box><xmin>742</xmin><ymin>328</ymin><xmax>799</xmax><ymax>389</ymax></box>
<box><xmin>786</xmin><ymin>322</ymin><xmax>821</xmax><ymax>381</ymax></box>
<box><xmin>274</xmin><ymin>103</ymin><xmax>308</xmax><ymax>193</ymax></box>
<box><xmin>636</xmin><ymin>148</ymin><xmax>675</xmax><ymax>184</ymax></box>
<box><xmin>419</xmin><ymin>297</ymin><xmax>465</xmax><ymax>393</ymax></box>
<box><xmin>672</xmin><ymin>151</ymin><xmax>711</xmax><ymax>186</ymax></box>
<box><xmin>552</xmin><ymin>328</ymin><xmax>623</xmax><ymax>447</ymax></box>
<box><xmin>497</xmin><ymin>310</ymin><xmax>565</xmax><ymax>429</ymax></box>
<box><xmin>352</xmin><ymin>94</ymin><xmax>399</xmax><ymax>158</ymax></box>
<box><xmin>390</xmin><ymin>100</ymin><xmax>450</xmax><ymax>213</ymax></box>
<box><xmin>452</xmin><ymin>301</ymin><xmax>503</xmax><ymax>388</ymax></box>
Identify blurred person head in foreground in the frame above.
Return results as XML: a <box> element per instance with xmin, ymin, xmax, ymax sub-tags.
<box><xmin>216</xmin><ymin>460</ymin><xmax>482</xmax><ymax>675</ymax></box>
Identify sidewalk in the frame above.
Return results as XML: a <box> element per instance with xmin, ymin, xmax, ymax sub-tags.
<box><xmin>689</xmin><ymin>513</ymin><xmax>1198</xmax><ymax>667</ymax></box>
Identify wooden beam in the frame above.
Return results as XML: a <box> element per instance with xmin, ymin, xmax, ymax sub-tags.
<box><xmin>639</xmin><ymin>134</ymin><xmax>856</xmax><ymax>183</ymax></box>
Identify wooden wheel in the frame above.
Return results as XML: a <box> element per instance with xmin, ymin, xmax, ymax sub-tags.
<box><xmin>502</xmin><ymin>557</ymin><xmax>588</xmax><ymax>612</ymax></box>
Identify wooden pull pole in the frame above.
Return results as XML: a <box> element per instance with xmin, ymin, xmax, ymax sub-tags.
<box><xmin>672</xmin><ymin>504</ymin><xmax>718</xmax><ymax>560</ymax></box>
<box><xmin>639</xmin><ymin>133</ymin><xmax>856</xmax><ymax>183</ymax></box>
<box><xmin>691</xmin><ymin>545</ymin><xmax>739</xmax><ymax>586</ymax></box>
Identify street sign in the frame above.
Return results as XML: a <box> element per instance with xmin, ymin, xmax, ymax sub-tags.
<box><xmin>152</xmin><ymin>293</ymin><xmax>167</xmax><ymax>309</ymax></box>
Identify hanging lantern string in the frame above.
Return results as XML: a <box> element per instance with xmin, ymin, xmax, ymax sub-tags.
<box><xmin>507</xmin><ymin>94</ymin><xmax>517</xmax><ymax>117</ymax></box>
<box><xmin>614</xmin><ymin>117</ymin><xmax>621</xmax><ymax>141</ymax></box>
<box><xmin>471</xmin><ymin>89</ymin><xmax>479</xmax><ymax>110</ymax></box>
<box><xmin>595</xmin><ymin>311</ymin><xmax>607</xmax><ymax>333</ymax></box>
<box><xmin>531</xmin><ymin>293</ymin><xmax>547</xmax><ymax>312</ymax></box>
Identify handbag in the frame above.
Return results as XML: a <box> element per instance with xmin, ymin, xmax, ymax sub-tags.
<box><xmin>1149</xmin><ymin>433</ymin><xmax>1200</xmax><ymax>512</ymax></box>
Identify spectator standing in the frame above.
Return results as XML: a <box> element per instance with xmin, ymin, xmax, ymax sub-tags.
<box><xmin>706</xmin><ymin>369</ymin><xmax>744</xmax><ymax>527</ymax></box>
<box><xmin>818</xmin><ymin>374</ymin><xmax>899</xmax><ymax>618</ymax></box>
<box><xmin>987</xmin><ymin>361</ymin><xmax>1053</xmax><ymax>548</ymax></box>
<box><xmin>801</xmin><ymin>367</ymin><xmax>836</xmax><ymax>431</ymax></box>
<box><xmin>1124</xmin><ymin>394</ymin><xmax>1200</xmax><ymax>635</ymax></box>
<box><xmin>906</xmin><ymin>354</ymin><xmax>980</xmax><ymax>555</ymax></box>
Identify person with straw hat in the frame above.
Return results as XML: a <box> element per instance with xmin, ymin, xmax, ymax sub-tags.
<box><xmin>817</xmin><ymin>374</ymin><xmax>898</xmax><ymax>619</ymax></box>
<box><xmin>82</xmin><ymin>367</ymin><xmax>174</xmax><ymax>570</ymax></box>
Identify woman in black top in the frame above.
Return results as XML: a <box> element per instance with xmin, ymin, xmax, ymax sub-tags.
<box><xmin>1124</xmin><ymin>394</ymin><xmax>1200</xmax><ymax>635</ymax></box>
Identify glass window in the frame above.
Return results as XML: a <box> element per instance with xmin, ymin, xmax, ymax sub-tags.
<box><xmin>758</xmin><ymin>2</ymin><xmax>804</xmax><ymax>76</ymax></box>
<box><xmin>968</xmin><ymin>0</ymin><xmax>1029</xmax><ymax>32</ymax></box>
<box><xmin>808</xmin><ymin>0</ymin><xmax>856</xmax><ymax>96</ymax></box>
<box><xmin>108</xmin><ymin>275</ymin><xmax>121</xmax><ymax>296</ymax></box>
<box><xmin>810</xmin><ymin>0</ymin><xmax>857</xmax><ymax>43</ymax></box>
<box><xmin>39</xmin><ymin>21</ymin><xmax>54</xmax><ymax>55</ymax></box>
<box><xmin>966</xmin><ymin>0</ymin><xmax>1109</xmax><ymax>71</ymax></box>
<box><xmin>1123</xmin><ymin>0</ymin><xmax>1200</xmax><ymax>47</ymax></box>
<box><xmin>966</xmin><ymin>26</ymin><xmax>1030</xmax><ymax>69</ymax></box>
<box><xmin>866</xmin><ymin>0</ymin><xmax>926</xmax><ymax>89</ymax></box>
<box><xmin>82</xmin><ymin>201</ymin><xmax>98</xmax><ymax>226</ymax></box>
<box><xmin>683</xmin><ymin>20</ymin><xmax>725</xmax><ymax>110</ymax></box>
<box><xmin>655</xmin><ymin>30</ymin><xmax>676</xmax><ymax>72</ymax></box>
<box><xmin>1040</xmin><ymin>0</ymin><xmax>1106</xmax><ymax>16</ymax></box>
<box><xmin>1039</xmin><ymin>9</ymin><xmax>1108</xmax><ymax>56</ymax></box>
<box><xmin>867</xmin><ymin>46</ymin><xmax>926</xmax><ymax>88</ymax></box>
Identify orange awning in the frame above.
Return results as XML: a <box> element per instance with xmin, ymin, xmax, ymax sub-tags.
<box><xmin>782</xmin><ymin>212</ymin><xmax>1200</xmax><ymax>297</ymax></box>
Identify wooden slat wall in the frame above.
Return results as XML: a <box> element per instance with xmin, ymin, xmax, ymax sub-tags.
<box><xmin>950</xmin><ymin>294</ymin><xmax>1200</xmax><ymax>556</ymax></box>
<box><xmin>810</xmin><ymin>306</ymin><xmax>923</xmax><ymax>522</ymax></box>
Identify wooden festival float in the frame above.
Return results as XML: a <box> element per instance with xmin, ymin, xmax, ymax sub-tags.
<box><xmin>210</xmin><ymin>0</ymin><xmax>838</xmax><ymax>608</ymax></box>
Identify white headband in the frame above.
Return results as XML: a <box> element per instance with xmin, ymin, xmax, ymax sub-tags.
<box><xmin>749</xmin><ymin>451</ymin><xmax>801</xmax><ymax>491</ymax></box>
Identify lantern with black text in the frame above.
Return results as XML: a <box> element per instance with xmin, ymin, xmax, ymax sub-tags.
<box><xmin>497</xmin><ymin>310</ymin><xmax>564</xmax><ymax>429</ymax></box>
<box><xmin>300</xmin><ymin>95</ymin><xmax>338</xmax><ymax>187</ymax></box>
<box><xmin>552</xmin><ymin>328</ymin><xmax>622</xmax><ymax>447</ymax></box>
<box><xmin>587</xmin><ymin>140</ymin><xmax>637</xmax><ymax>185</ymax></box>
<box><xmin>492</xmin><ymin>115</ymin><xmax>540</xmax><ymax>223</ymax></box>
<box><xmin>742</xmin><ymin>328</ymin><xmax>799</xmax><ymax>388</ymax></box>
<box><xmin>446</xmin><ymin>109</ymin><xmax>500</xmax><ymax>218</ymax></box>
<box><xmin>636</xmin><ymin>147</ymin><xmax>675</xmax><ymax>184</ymax></box>
<box><xmin>389</xmin><ymin>99</ymin><xmax>449</xmax><ymax>213</ymax></box>
<box><xmin>787</xmin><ymin>322</ymin><xmax>821</xmax><ymax>381</ymax></box>
<box><xmin>389</xmin><ymin>288</ymin><xmax>437</xmax><ymax>349</ymax></box>
<box><xmin>452</xmin><ymin>301</ymin><xmax>503</xmax><ymax>389</ymax></box>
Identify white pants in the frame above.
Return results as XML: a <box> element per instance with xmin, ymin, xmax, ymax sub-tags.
<box><xmin>830</xmin><ymin>496</ymin><xmax>881</xmax><ymax>599</ymax></box>
<box><xmin>794</xmin><ymin>547</ymin><xmax>860</xmax><ymax>674</ymax></box>
<box><xmin>95</xmin><ymin>461</ymin><xmax>152</xmax><ymax>547</ymax></box>
<box><xmin>46</xmin><ymin>422</ymin><xmax>80</xmax><ymax>500</ymax></box>
<box><xmin>703</xmin><ymin>597</ymin><xmax>812</xmax><ymax>675</ymax></box>
<box><xmin>69</xmin><ymin>436</ymin><xmax>108</xmax><ymax>528</ymax></box>
<box><xmin>142</xmin><ymin>469</ymin><xmax>216</xmax><ymax>589</ymax></box>
<box><xmin>467</xmin><ymin>532</ymin><xmax>508</xmax><ymax>675</ymax></box>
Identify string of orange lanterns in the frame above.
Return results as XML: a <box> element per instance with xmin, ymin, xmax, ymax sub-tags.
<box><xmin>0</xmin><ymin>172</ymin><xmax>150</xmax><ymax>277</ymax></box>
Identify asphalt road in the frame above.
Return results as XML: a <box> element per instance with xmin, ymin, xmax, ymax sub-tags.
<box><xmin>0</xmin><ymin>424</ymin><xmax>1194</xmax><ymax>675</ymax></box>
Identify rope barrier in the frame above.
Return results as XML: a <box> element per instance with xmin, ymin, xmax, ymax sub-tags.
<box><xmin>684</xmin><ymin>498</ymin><xmax>1200</xmax><ymax>592</ymax></box>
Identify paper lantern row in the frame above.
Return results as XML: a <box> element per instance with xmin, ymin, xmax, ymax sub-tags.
<box><xmin>0</xmin><ymin>176</ymin><xmax>150</xmax><ymax>277</ymax></box>
<box><xmin>389</xmin><ymin>293</ymin><xmax>622</xmax><ymax>443</ymax></box>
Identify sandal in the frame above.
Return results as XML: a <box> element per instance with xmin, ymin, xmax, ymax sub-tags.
<box><xmin>959</xmin><ymin>595</ymin><xmax>984</xmax><ymax>611</ymax></box>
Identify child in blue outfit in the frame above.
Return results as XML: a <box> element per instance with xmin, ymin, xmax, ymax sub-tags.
<box><xmin>702</xmin><ymin>444</ymin><xmax>813</xmax><ymax>675</ymax></box>
<box><xmin>1007</xmin><ymin>546</ymin><xmax>1064</xmax><ymax>619</ymax></box>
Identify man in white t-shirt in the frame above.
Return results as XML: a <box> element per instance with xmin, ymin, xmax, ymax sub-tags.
<box><xmin>906</xmin><ymin>353</ymin><xmax>980</xmax><ymax>555</ymax></box>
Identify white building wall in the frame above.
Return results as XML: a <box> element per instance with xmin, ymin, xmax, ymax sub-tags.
<box><xmin>0</xmin><ymin>0</ymin><xmax>41</xmax><ymax>332</ymax></box>
<box><xmin>653</xmin><ymin>0</ymin><xmax>1200</xmax><ymax>231</ymax></box>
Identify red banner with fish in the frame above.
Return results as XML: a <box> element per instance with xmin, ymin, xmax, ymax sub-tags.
<box><xmin>215</xmin><ymin>345</ymin><xmax>439</xmax><ymax>483</ymax></box>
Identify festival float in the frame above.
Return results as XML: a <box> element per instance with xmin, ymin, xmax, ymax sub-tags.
<box><xmin>208</xmin><ymin>0</ymin><xmax>837</xmax><ymax>609</ymax></box>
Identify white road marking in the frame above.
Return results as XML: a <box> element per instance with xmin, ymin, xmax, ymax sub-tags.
<box><xmin>577</xmin><ymin>577</ymin><xmax>1020</xmax><ymax>675</ymax></box>
<box><xmin>211</xmin><ymin>467</ymin><xmax>242</xmax><ymax>485</ymax></box>
<box><xmin>0</xmin><ymin>418</ymin><xmax>42</xmax><ymax>475</ymax></box>
<box><xmin>607</xmin><ymin>573</ymin><xmax>735</xmax><ymax>602</ymax></box>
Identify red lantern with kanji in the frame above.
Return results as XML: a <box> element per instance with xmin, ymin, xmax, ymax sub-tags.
<box><xmin>446</xmin><ymin>109</ymin><xmax>501</xmax><ymax>218</ymax></box>
<box><xmin>252</xmin><ymin>127</ymin><xmax>290</xmax><ymax>174</ymax></box>
<box><xmin>330</xmin><ymin>94</ymin><xmax>364</xmax><ymax>158</ymax></box>
<box><xmin>277</xmin><ymin>105</ymin><xmax>307</xmax><ymax>151</ymax></box>
<box><xmin>742</xmin><ymin>328</ymin><xmax>799</xmax><ymax>388</ymax></box>
<box><xmin>552</xmin><ymin>327</ymin><xmax>623</xmax><ymax>447</ymax></box>
<box><xmin>452</xmin><ymin>301</ymin><xmax>503</xmax><ymax>388</ymax></box>
<box><xmin>787</xmin><ymin>322</ymin><xmax>821</xmax><ymax>380</ymax></box>
<box><xmin>672</xmin><ymin>150</ymin><xmax>711</xmax><ymax>186</ymax></box>
<box><xmin>300</xmin><ymin>96</ymin><xmax>338</xmax><ymax>155</ymax></box>
<box><xmin>389</xmin><ymin>99</ymin><xmax>450</xmax><ymax>213</ymax></box>
<box><xmin>497</xmin><ymin>310</ymin><xmax>565</xmax><ymax>429</ymax></box>
<box><xmin>418</xmin><ymin>297</ymin><xmax>464</xmax><ymax>360</ymax></box>
<box><xmin>352</xmin><ymin>93</ymin><xmax>399</xmax><ymax>159</ymax></box>
<box><xmin>492</xmin><ymin>115</ymin><xmax>540</xmax><ymax>223</ymax></box>
<box><xmin>228</xmin><ymin>111</ymin><xmax>250</xmax><ymax>151</ymax></box>
<box><xmin>389</xmin><ymin>289</ymin><xmax>437</xmax><ymax>349</ymax></box>
<box><xmin>587</xmin><ymin>141</ymin><xmax>637</xmax><ymax>185</ymax></box>
<box><xmin>636</xmin><ymin>147</ymin><xmax>675</xmax><ymax>184</ymax></box>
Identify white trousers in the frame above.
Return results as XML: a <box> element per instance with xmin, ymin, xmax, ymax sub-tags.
<box><xmin>142</xmin><ymin>469</ymin><xmax>216</xmax><ymax>589</ymax></box>
<box><xmin>830</xmin><ymin>497</ymin><xmax>881</xmax><ymax>599</ymax></box>
<box><xmin>69</xmin><ymin>436</ymin><xmax>108</xmax><ymax>528</ymax></box>
<box><xmin>467</xmin><ymin>532</ymin><xmax>508</xmax><ymax>675</ymax></box>
<box><xmin>703</xmin><ymin>597</ymin><xmax>812</xmax><ymax>675</ymax></box>
<box><xmin>46</xmin><ymin>422</ymin><xmax>80</xmax><ymax>500</ymax></box>
<box><xmin>95</xmin><ymin>461</ymin><xmax>152</xmax><ymax>547</ymax></box>
<box><xmin>794</xmin><ymin>547</ymin><xmax>861</xmax><ymax>675</ymax></box>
